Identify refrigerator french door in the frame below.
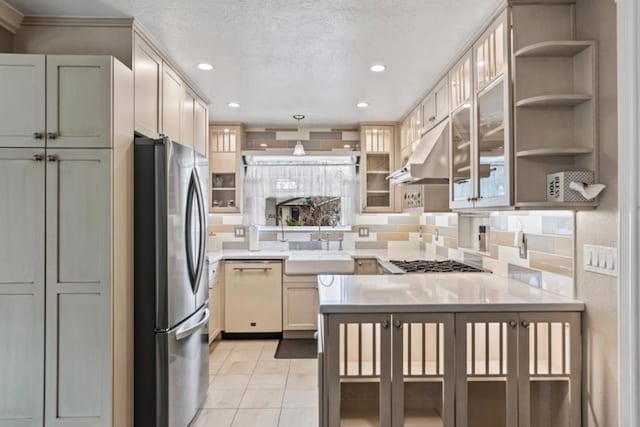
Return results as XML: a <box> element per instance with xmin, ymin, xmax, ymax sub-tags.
<box><xmin>134</xmin><ymin>136</ymin><xmax>209</xmax><ymax>427</ymax></box>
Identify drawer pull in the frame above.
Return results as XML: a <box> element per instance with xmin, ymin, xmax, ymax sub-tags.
<box><xmin>233</xmin><ymin>267</ymin><xmax>272</xmax><ymax>271</ymax></box>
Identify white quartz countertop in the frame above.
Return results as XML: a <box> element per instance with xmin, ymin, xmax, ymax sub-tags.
<box><xmin>316</xmin><ymin>273</ymin><xmax>585</xmax><ymax>313</ymax></box>
<box><xmin>208</xmin><ymin>248</ymin><xmax>436</xmax><ymax>274</ymax></box>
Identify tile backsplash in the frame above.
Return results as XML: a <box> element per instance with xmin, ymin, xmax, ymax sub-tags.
<box><xmin>209</xmin><ymin>210</ymin><xmax>575</xmax><ymax>297</ymax></box>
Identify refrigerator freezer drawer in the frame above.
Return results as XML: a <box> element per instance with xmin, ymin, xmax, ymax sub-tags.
<box><xmin>224</xmin><ymin>261</ymin><xmax>283</xmax><ymax>333</ymax></box>
<box><xmin>155</xmin><ymin>305</ymin><xmax>209</xmax><ymax>427</ymax></box>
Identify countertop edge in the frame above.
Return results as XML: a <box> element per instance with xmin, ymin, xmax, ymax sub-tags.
<box><xmin>319</xmin><ymin>302</ymin><xmax>586</xmax><ymax>314</ymax></box>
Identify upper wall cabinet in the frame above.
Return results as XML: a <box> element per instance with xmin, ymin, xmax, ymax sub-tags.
<box><xmin>450</xmin><ymin>11</ymin><xmax>511</xmax><ymax>210</ymax></box>
<box><xmin>133</xmin><ymin>32</ymin><xmax>162</xmax><ymax>139</ymax></box>
<box><xmin>161</xmin><ymin>62</ymin><xmax>183</xmax><ymax>143</ymax></box>
<box><xmin>393</xmin><ymin>2</ymin><xmax>597</xmax><ymax>211</ymax></box>
<box><xmin>209</xmin><ymin>125</ymin><xmax>242</xmax><ymax>212</ymax></box>
<box><xmin>11</xmin><ymin>19</ymin><xmax>210</xmax><ymax>147</ymax></box>
<box><xmin>182</xmin><ymin>87</ymin><xmax>196</xmax><ymax>149</ymax></box>
<box><xmin>361</xmin><ymin>125</ymin><xmax>395</xmax><ymax>213</ymax></box>
<box><xmin>0</xmin><ymin>54</ymin><xmax>117</xmax><ymax>149</ymax></box>
<box><xmin>194</xmin><ymin>98</ymin><xmax>208</xmax><ymax>156</ymax></box>
<box><xmin>449</xmin><ymin>50</ymin><xmax>474</xmax><ymax>209</ymax></box>
<box><xmin>473</xmin><ymin>12</ymin><xmax>511</xmax><ymax>209</ymax></box>
<box><xmin>0</xmin><ymin>55</ymin><xmax>46</xmax><ymax>148</ymax></box>
<box><xmin>421</xmin><ymin>76</ymin><xmax>449</xmax><ymax>134</ymax></box>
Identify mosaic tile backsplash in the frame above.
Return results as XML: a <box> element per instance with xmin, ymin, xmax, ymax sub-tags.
<box><xmin>208</xmin><ymin>210</ymin><xmax>575</xmax><ymax>297</ymax></box>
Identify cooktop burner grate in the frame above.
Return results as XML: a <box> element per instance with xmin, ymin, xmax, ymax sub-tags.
<box><xmin>390</xmin><ymin>260</ymin><xmax>484</xmax><ymax>273</ymax></box>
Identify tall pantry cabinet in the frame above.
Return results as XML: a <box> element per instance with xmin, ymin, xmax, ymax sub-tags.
<box><xmin>0</xmin><ymin>54</ymin><xmax>134</xmax><ymax>427</ymax></box>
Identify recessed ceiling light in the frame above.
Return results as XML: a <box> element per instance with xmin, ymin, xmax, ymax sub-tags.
<box><xmin>370</xmin><ymin>64</ymin><xmax>386</xmax><ymax>73</ymax></box>
<box><xmin>223</xmin><ymin>128</ymin><xmax>230</xmax><ymax>133</ymax></box>
<box><xmin>357</xmin><ymin>102</ymin><xmax>369</xmax><ymax>108</ymax></box>
<box><xmin>372</xmin><ymin>129</ymin><xmax>378</xmax><ymax>133</ymax></box>
<box><xmin>228</xmin><ymin>102</ymin><xmax>240</xmax><ymax>108</ymax></box>
<box><xmin>197</xmin><ymin>63</ymin><xmax>213</xmax><ymax>71</ymax></box>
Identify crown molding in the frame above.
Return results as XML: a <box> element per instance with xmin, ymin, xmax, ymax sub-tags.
<box><xmin>0</xmin><ymin>0</ymin><xmax>23</xmax><ymax>33</ymax></box>
<box><xmin>20</xmin><ymin>16</ymin><xmax>134</xmax><ymax>27</ymax></box>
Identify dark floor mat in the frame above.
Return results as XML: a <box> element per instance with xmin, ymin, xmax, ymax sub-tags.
<box><xmin>274</xmin><ymin>339</ymin><xmax>317</xmax><ymax>359</ymax></box>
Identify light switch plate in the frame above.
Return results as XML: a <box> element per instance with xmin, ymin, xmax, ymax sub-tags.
<box><xmin>584</xmin><ymin>244</ymin><xmax>617</xmax><ymax>276</ymax></box>
<box><xmin>234</xmin><ymin>227</ymin><xmax>245</xmax><ymax>238</ymax></box>
<box><xmin>358</xmin><ymin>227</ymin><xmax>369</xmax><ymax>237</ymax></box>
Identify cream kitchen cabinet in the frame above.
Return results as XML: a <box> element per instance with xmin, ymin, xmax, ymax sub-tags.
<box><xmin>322</xmin><ymin>312</ymin><xmax>456</xmax><ymax>427</ymax></box>
<box><xmin>182</xmin><ymin>86</ymin><xmax>195</xmax><ymax>149</ymax></box>
<box><xmin>354</xmin><ymin>258</ymin><xmax>382</xmax><ymax>274</ymax></box>
<box><xmin>209</xmin><ymin>125</ymin><xmax>243</xmax><ymax>212</ymax></box>
<box><xmin>133</xmin><ymin>32</ymin><xmax>162</xmax><ymax>139</ymax></box>
<box><xmin>161</xmin><ymin>62</ymin><xmax>183</xmax><ymax>143</ymax></box>
<box><xmin>0</xmin><ymin>55</ymin><xmax>46</xmax><ymax>148</ymax></box>
<box><xmin>0</xmin><ymin>54</ymin><xmax>134</xmax><ymax>427</ymax></box>
<box><xmin>194</xmin><ymin>98</ymin><xmax>208</xmax><ymax>156</ymax></box>
<box><xmin>0</xmin><ymin>148</ymin><xmax>46</xmax><ymax>427</ymax></box>
<box><xmin>421</xmin><ymin>75</ymin><xmax>449</xmax><ymax>134</ymax></box>
<box><xmin>283</xmin><ymin>275</ymin><xmax>319</xmax><ymax>331</ymax></box>
<box><xmin>0</xmin><ymin>54</ymin><xmax>114</xmax><ymax>149</ymax></box>
<box><xmin>182</xmin><ymin>86</ymin><xmax>209</xmax><ymax>157</ymax></box>
<box><xmin>455</xmin><ymin>312</ymin><xmax>581</xmax><ymax>427</ymax></box>
<box><xmin>361</xmin><ymin>125</ymin><xmax>395</xmax><ymax>213</ymax></box>
<box><xmin>449</xmin><ymin>11</ymin><xmax>511</xmax><ymax>210</ymax></box>
<box><xmin>208</xmin><ymin>260</ymin><xmax>221</xmax><ymax>343</ymax></box>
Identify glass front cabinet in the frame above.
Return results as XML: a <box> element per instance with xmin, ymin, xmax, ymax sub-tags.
<box><xmin>450</xmin><ymin>10</ymin><xmax>512</xmax><ymax>209</ymax></box>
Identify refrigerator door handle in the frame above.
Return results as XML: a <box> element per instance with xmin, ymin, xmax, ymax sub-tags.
<box><xmin>175</xmin><ymin>308</ymin><xmax>210</xmax><ymax>340</ymax></box>
<box><xmin>185</xmin><ymin>174</ymin><xmax>196</xmax><ymax>290</ymax></box>
<box><xmin>192</xmin><ymin>168</ymin><xmax>207</xmax><ymax>294</ymax></box>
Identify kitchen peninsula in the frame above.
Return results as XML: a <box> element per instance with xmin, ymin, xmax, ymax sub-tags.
<box><xmin>317</xmin><ymin>273</ymin><xmax>584</xmax><ymax>427</ymax></box>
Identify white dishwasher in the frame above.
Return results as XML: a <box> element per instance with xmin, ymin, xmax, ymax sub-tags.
<box><xmin>224</xmin><ymin>260</ymin><xmax>283</xmax><ymax>333</ymax></box>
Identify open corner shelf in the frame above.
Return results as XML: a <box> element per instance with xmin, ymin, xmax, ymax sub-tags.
<box><xmin>514</xmin><ymin>40</ymin><xmax>593</xmax><ymax>58</ymax></box>
<box><xmin>516</xmin><ymin>94</ymin><xmax>591</xmax><ymax>108</ymax></box>
<box><xmin>516</xmin><ymin>147</ymin><xmax>593</xmax><ymax>158</ymax></box>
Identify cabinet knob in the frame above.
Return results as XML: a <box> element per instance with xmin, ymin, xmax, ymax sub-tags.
<box><xmin>33</xmin><ymin>132</ymin><xmax>43</xmax><ymax>139</ymax></box>
<box><xmin>394</xmin><ymin>320</ymin><xmax>402</xmax><ymax>329</ymax></box>
<box><xmin>521</xmin><ymin>320</ymin><xmax>530</xmax><ymax>328</ymax></box>
<box><xmin>509</xmin><ymin>320</ymin><xmax>517</xmax><ymax>328</ymax></box>
<box><xmin>382</xmin><ymin>320</ymin><xmax>390</xmax><ymax>329</ymax></box>
<box><xmin>47</xmin><ymin>132</ymin><xmax>58</xmax><ymax>139</ymax></box>
<box><xmin>32</xmin><ymin>154</ymin><xmax>44</xmax><ymax>162</ymax></box>
<box><xmin>47</xmin><ymin>154</ymin><xmax>58</xmax><ymax>162</ymax></box>
<box><xmin>428</xmin><ymin>116</ymin><xmax>436</xmax><ymax>122</ymax></box>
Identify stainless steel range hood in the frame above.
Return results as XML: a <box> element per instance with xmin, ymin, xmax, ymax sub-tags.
<box><xmin>387</xmin><ymin>119</ymin><xmax>449</xmax><ymax>185</ymax></box>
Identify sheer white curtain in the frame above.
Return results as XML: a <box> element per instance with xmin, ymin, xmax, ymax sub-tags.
<box><xmin>243</xmin><ymin>164</ymin><xmax>358</xmax><ymax>226</ymax></box>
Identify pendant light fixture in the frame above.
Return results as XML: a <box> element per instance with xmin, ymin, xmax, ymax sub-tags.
<box><xmin>292</xmin><ymin>114</ymin><xmax>306</xmax><ymax>156</ymax></box>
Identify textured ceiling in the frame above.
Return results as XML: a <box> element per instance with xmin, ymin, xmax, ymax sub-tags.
<box><xmin>8</xmin><ymin>0</ymin><xmax>499</xmax><ymax>126</ymax></box>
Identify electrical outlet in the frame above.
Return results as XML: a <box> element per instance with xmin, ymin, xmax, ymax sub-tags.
<box><xmin>584</xmin><ymin>244</ymin><xmax>617</xmax><ymax>276</ymax></box>
<box><xmin>234</xmin><ymin>227</ymin><xmax>245</xmax><ymax>238</ymax></box>
<box><xmin>358</xmin><ymin>227</ymin><xmax>369</xmax><ymax>237</ymax></box>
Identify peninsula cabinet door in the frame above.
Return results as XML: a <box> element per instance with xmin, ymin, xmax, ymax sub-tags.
<box><xmin>455</xmin><ymin>312</ymin><xmax>519</xmax><ymax>427</ymax></box>
<box><xmin>46</xmin><ymin>56</ymin><xmax>112</xmax><ymax>148</ymax></box>
<box><xmin>45</xmin><ymin>149</ymin><xmax>112</xmax><ymax>427</ymax></box>
<box><xmin>0</xmin><ymin>54</ymin><xmax>46</xmax><ymax>148</ymax></box>
<box><xmin>325</xmin><ymin>313</ymin><xmax>392</xmax><ymax>427</ymax></box>
<box><xmin>0</xmin><ymin>149</ymin><xmax>45</xmax><ymax>427</ymax></box>
<box><xmin>517</xmin><ymin>312</ymin><xmax>582</xmax><ymax>427</ymax></box>
<box><xmin>391</xmin><ymin>313</ymin><xmax>455</xmax><ymax>427</ymax></box>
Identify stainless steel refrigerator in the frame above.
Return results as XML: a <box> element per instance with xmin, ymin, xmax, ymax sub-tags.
<box><xmin>134</xmin><ymin>136</ymin><xmax>209</xmax><ymax>427</ymax></box>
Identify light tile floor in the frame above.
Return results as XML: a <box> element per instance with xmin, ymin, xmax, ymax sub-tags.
<box><xmin>191</xmin><ymin>339</ymin><xmax>319</xmax><ymax>427</ymax></box>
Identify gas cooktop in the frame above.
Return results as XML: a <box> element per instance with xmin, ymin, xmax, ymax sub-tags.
<box><xmin>389</xmin><ymin>260</ymin><xmax>485</xmax><ymax>273</ymax></box>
